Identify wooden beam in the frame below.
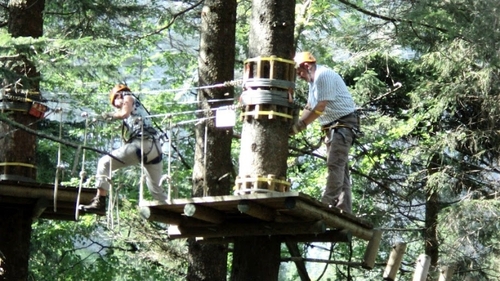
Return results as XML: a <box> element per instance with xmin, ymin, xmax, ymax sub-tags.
<box><xmin>237</xmin><ymin>200</ymin><xmax>276</xmax><ymax>221</ymax></box>
<box><xmin>32</xmin><ymin>197</ymin><xmax>49</xmax><ymax>221</ymax></box>
<box><xmin>139</xmin><ymin>206</ymin><xmax>185</xmax><ymax>225</ymax></box>
<box><xmin>281</xmin><ymin>229</ymin><xmax>351</xmax><ymax>243</ymax></box>
<box><xmin>171</xmin><ymin>220</ymin><xmax>326</xmax><ymax>239</ymax></box>
<box><xmin>362</xmin><ymin>228</ymin><xmax>383</xmax><ymax>269</ymax></box>
<box><xmin>282</xmin><ymin>257</ymin><xmax>387</xmax><ymax>267</ymax></box>
<box><xmin>412</xmin><ymin>254</ymin><xmax>431</xmax><ymax>281</ymax></box>
<box><xmin>383</xmin><ymin>242</ymin><xmax>407</xmax><ymax>281</ymax></box>
<box><xmin>183</xmin><ymin>203</ymin><xmax>224</xmax><ymax>224</ymax></box>
<box><xmin>285</xmin><ymin>240</ymin><xmax>311</xmax><ymax>281</ymax></box>
<box><xmin>284</xmin><ymin>198</ymin><xmax>373</xmax><ymax>240</ymax></box>
<box><xmin>195</xmin><ymin>229</ymin><xmax>351</xmax><ymax>244</ymax></box>
<box><xmin>438</xmin><ymin>265</ymin><xmax>456</xmax><ymax>281</ymax></box>
<box><xmin>237</xmin><ymin>200</ymin><xmax>297</xmax><ymax>222</ymax></box>
<box><xmin>0</xmin><ymin>183</ymin><xmax>95</xmax><ymax>203</ymax></box>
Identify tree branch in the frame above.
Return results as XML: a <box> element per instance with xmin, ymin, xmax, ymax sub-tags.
<box><xmin>136</xmin><ymin>0</ymin><xmax>204</xmax><ymax>40</ymax></box>
<box><xmin>337</xmin><ymin>0</ymin><xmax>450</xmax><ymax>34</ymax></box>
<box><xmin>0</xmin><ymin>113</ymin><xmax>124</xmax><ymax>163</ymax></box>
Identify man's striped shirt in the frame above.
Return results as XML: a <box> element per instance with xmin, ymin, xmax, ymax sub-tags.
<box><xmin>308</xmin><ymin>65</ymin><xmax>356</xmax><ymax>126</ymax></box>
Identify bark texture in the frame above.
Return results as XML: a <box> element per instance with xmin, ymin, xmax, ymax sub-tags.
<box><xmin>188</xmin><ymin>0</ymin><xmax>237</xmax><ymax>280</ymax></box>
<box><xmin>0</xmin><ymin>1</ymin><xmax>44</xmax><ymax>280</ymax></box>
<box><xmin>231</xmin><ymin>0</ymin><xmax>295</xmax><ymax>280</ymax></box>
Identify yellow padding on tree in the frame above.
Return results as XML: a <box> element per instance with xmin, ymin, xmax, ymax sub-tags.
<box><xmin>0</xmin><ymin>162</ymin><xmax>36</xmax><ymax>169</ymax></box>
<box><xmin>244</xmin><ymin>56</ymin><xmax>295</xmax><ymax>66</ymax></box>
<box><xmin>240</xmin><ymin>110</ymin><xmax>293</xmax><ymax>119</ymax></box>
<box><xmin>235</xmin><ymin>176</ymin><xmax>291</xmax><ymax>187</ymax></box>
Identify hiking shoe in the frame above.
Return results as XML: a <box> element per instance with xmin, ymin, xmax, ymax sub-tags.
<box><xmin>79</xmin><ymin>196</ymin><xmax>107</xmax><ymax>216</ymax></box>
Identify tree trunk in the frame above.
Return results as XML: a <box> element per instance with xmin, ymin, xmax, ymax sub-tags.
<box><xmin>231</xmin><ymin>0</ymin><xmax>295</xmax><ymax>280</ymax></box>
<box><xmin>425</xmin><ymin>154</ymin><xmax>440</xmax><ymax>266</ymax></box>
<box><xmin>8</xmin><ymin>0</ymin><xmax>44</xmax><ymax>37</ymax></box>
<box><xmin>0</xmin><ymin>1</ymin><xmax>44</xmax><ymax>280</ymax></box>
<box><xmin>187</xmin><ymin>0</ymin><xmax>237</xmax><ymax>280</ymax></box>
<box><xmin>0</xmin><ymin>205</ymin><xmax>33</xmax><ymax>281</ymax></box>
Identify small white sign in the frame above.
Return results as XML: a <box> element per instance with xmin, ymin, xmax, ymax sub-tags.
<box><xmin>216</xmin><ymin>106</ymin><xmax>236</xmax><ymax>127</ymax></box>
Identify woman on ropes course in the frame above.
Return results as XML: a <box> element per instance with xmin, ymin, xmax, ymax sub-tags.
<box><xmin>79</xmin><ymin>84</ymin><xmax>168</xmax><ymax>215</ymax></box>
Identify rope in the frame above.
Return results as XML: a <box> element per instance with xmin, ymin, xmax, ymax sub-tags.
<box><xmin>53</xmin><ymin>108</ymin><xmax>63</xmax><ymax>212</ymax></box>
<box><xmin>235</xmin><ymin>176</ymin><xmax>291</xmax><ymax>187</ymax></box>
<box><xmin>166</xmin><ymin>119</ymin><xmax>173</xmax><ymax>201</ymax></box>
<box><xmin>140</xmin><ymin>79</ymin><xmax>243</xmax><ymax>94</ymax></box>
<box><xmin>244</xmin><ymin>56</ymin><xmax>295</xmax><ymax>65</ymax></box>
<box><xmin>139</xmin><ymin>118</ymin><xmax>145</xmax><ymax>205</ymax></box>
<box><xmin>203</xmin><ymin>123</ymin><xmax>208</xmax><ymax>197</ymax></box>
<box><xmin>147</xmin><ymin>105</ymin><xmax>237</xmax><ymax>119</ymax></box>
<box><xmin>162</xmin><ymin>97</ymin><xmax>235</xmax><ymax>106</ymax></box>
<box><xmin>110</xmin><ymin>183</ymin><xmax>121</xmax><ymax>230</ymax></box>
<box><xmin>111</xmin><ymin>80</ymin><xmax>243</xmax><ymax>96</ymax></box>
<box><xmin>240</xmin><ymin>110</ymin><xmax>293</xmax><ymax>119</ymax></box>
<box><xmin>0</xmin><ymin>162</ymin><xmax>36</xmax><ymax>168</ymax></box>
<box><xmin>75</xmin><ymin>112</ymin><xmax>90</xmax><ymax>221</ymax></box>
<box><xmin>106</xmin><ymin>134</ymin><xmax>115</xmax><ymax>228</ymax></box>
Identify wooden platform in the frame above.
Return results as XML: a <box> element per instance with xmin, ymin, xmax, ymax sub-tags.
<box><xmin>0</xmin><ymin>180</ymin><xmax>96</xmax><ymax>221</ymax></box>
<box><xmin>140</xmin><ymin>191</ymin><xmax>374</xmax><ymax>242</ymax></box>
<box><xmin>0</xmin><ymin>180</ymin><xmax>375</xmax><ymax>243</ymax></box>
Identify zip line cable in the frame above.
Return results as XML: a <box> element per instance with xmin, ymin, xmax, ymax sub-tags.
<box><xmin>132</xmin><ymin>79</ymin><xmax>243</xmax><ymax>95</ymax></box>
<box><xmin>162</xmin><ymin>97</ymin><xmax>235</xmax><ymax>106</ymax></box>
<box><xmin>35</xmin><ymin>79</ymin><xmax>243</xmax><ymax>105</ymax></box>
<box><xmin>147</xmin><ymin>105</ymin><xmax>238</xmax><ymax>119</ymax></box>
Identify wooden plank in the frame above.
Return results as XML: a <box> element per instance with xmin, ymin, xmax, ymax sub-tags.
<box><xmin>171</xmin><ymin>220</ymin><xmax>326</xmax><ymax>239</ymax></box>
<box><xmin>413</xmin><ymin>254</ymin><xmax>431</xmax><ymax>281</ymax></box>
<box><xmin>238</xmin><ymin>200</ymin><xmax>275</xmax><ymax>221</ymax></box>
<box><xmin>184</xmin><ymin>203</ymin><xmax>225</xmax><ymax>224</ymax></box>
<box><xmin>0</xmin><ymin>182</ymin><xmax>97</xmax><ymax>221</ymax></box>
<box><xmin>362</xmin><ymin>228</ymin><xmax>383</xmax><ymax>269</ymax></box>
<box><xmin>145</xmin><ymin>192</ymin><xmax>372</xmax><ymax>226</ymax></box>
<box><xmin>0</xmin><ymin>183</ymin><xmax>95</xmax><ymax>202</ymax></box>
<box><xmin>383</xmin><ymin>242</ymin><xmax>406</xmax><ymax>281</ymax></box>
<box><xmin>195</xmin><ymin>229</ymin><xmax>351</xmax><ymax>244</ymax></box>
<box><xmin>144</xmin><ymin>191</ymin><xmax>301</xmax><ymax>208</ymax></box>
<box><xmin>284</xmin><ymin>198</ymin><xmax>373</xmax><ymax>240</ymax></box>
<box><xmin>282</xmin><ymin>230</ymin><xmax>351</xmax><ymax>243</ymax></box>
<box><xmin>438</xmin><ymin>265</ymin><xmax>456</xmax><ymax>281</ymax></box>
<box><xmin>139</xmin><ymin>206</ymin><xmax>185</xmax><ymax>225</ymax></box>
<box><xmin>237</xmin><ymin>200</ymin><xmax>299</xmax><ymax>222</ymax></box>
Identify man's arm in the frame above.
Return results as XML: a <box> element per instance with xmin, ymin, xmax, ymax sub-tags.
<box><xmin>291</xmin><ymin>100</ymin><xmax>327</xmax><ymax>135</ymax></box>
<box><xmin>300</xmin><ymin>100</ymin><xmax>327</xmax><ymax>125</ymax></box>
<box><xmin>114</xmin><ymin>95</ymin><xmax>134</xmax><ymax>119</ymax></box>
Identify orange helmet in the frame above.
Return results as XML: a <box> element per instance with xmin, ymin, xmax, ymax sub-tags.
<box><xmin>294</xmin><ymin>51</ymin><xmax>316</xmax><ymax>67</ymax></box>
<box><xmin>109</xmin><ymin>84</ymin><xmax>130</xmax><ymax>105</ymax></box>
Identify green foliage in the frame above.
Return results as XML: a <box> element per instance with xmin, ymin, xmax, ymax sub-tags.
<box><xmin>439</xmin><ymin>200</ymin><xmax>500</xmax><ymax>280</ymax></box>
<box><xmin>2</xmin><ymin>0</ymin><xmax>500</xmax><ymax>279</ymax></box>
<box><xmin>30</xmin><ymin>205</ymin><xmax>189</xmax><ymax>280</ymax></box>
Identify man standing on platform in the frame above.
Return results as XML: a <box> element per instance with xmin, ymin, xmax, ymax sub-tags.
<box><xmin>290</xmin><ymin>52</ymin><xmax>359</xmax><ymax>214</ymax></box>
